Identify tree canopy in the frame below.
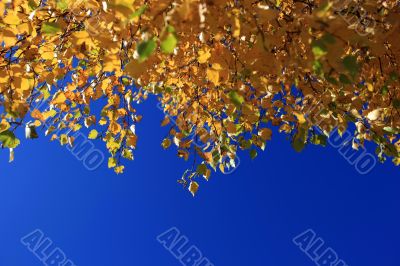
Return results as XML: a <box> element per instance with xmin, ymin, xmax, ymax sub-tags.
<box><xmin>0</xmin><ymin>0</ymin><xmax>399</xmax><ymax>194</ymax></box>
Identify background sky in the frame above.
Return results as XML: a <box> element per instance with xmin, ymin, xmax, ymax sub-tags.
<box><xmin>0</xmin><ymin>96</ymin><xmax>399</xmax><ymax>266</ymax></box>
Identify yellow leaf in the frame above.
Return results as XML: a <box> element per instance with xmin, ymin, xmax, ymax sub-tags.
<box><xmin>20</xmin><ymin>78</ymin><xmax>32</xmax><ymax>91</ymax></box>
<box><xmin>219</xmin><ymin>163</ymin><xmax>225</xmax><ymax>173</ymax></box>
<box><xmin>366</xmin><ymin>83</ymin><xmax>374</xmax><ymax>92</ymax></box>
<box><xmin>3</xmin><ymin>12</ymin><xmax>21</xmax><ymax>25</ymax></box>
<box><xmin>60</xmin><ymin>134</ymin><xmax>68</xmax><ymax>145</ymax></box>
<box><xmin>42</xmin><ymin>110</ymin><xmax>57</xmax><ymax>120</ymax></box>
<box><xmin>233</xmin><ymin>16</ymin><xmax>241</xmax><ymax>38</ymax></box>
<box><xmin>198</xmin><ymin>47</ymin><xmax>211</xmax><ymax>64</ymax></box>
<box><xmin>1</xmin><ymin>29</ymin><xmax>17</xmax><ymax>46</ymax></box>
<box><xmin>114</xmin><ymin>165</ymin><xmax>125</xmax><ymax>174</ymax></box>
<box><xmin>211</xmin><ymin>63</ymin><xmax>222</xmax><ymax>71</ymax></box>
<box><xmin>108</xmin><ymin>157</ymin><xmax>117</xmax><ymax>168</ymax></box>
<box><xmin>293</xmin><ymin>112</ymin><xmax>307</xmax><ymax>124</ymax></box>
<box><xmin>33</xmin><ymin>120</ymin><xmax>42</xmax><ymax>127</ymax></box>
<box><xmin>52</xmin><ymin>91</ymin><xmax>67</xmax><ymax>105</ymax></box>
<box><xmin>103</xmin><ymin>54</ymin><xmax>120</xmax><ymax>72</ymax></box>
<box><xmin>207</xmin><ymin>68</ymin><xmax>220</xmax><ymax>85</ymax></box>
<box><xmin>108</xmin><ymin>121</ymin><xmax>122</xmax><ymax>135</ymax></box>
<box><xmin>88</xmin><ymin>129</ymin><xmax>99</xmax><ymax>139</ymax></box>
<box><xmin>41</xmin><ymin>51</ymin><xmax>54</xmax><ymax>60</ymax></box>
<box><xmin>99</xmin><ymin>117</ymin><xmax>108</xmax><ymax>126</ymax></box>
<box><xmin>0</xmin><ymin>119</ymin><xmax>11</xmax><ymax>133</ymax></box>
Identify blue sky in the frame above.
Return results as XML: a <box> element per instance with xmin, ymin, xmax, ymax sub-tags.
<box><xmin>0</xmin><ymin>96</ymin><xmax>399</xmax><ymax>266</ymax></box>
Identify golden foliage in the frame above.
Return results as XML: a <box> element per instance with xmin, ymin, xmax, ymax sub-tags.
<box><xmin>1</xmin><ymin>0</ymin><xmax>400</xmax><ymax>194</ymax></box>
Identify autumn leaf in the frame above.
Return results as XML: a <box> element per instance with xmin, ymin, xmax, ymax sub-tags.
<box><xmin>367</xmin><ymin>109</ymin><xmax>381</xmax><ymax>121</ymax></box>
<box><xmin>207</xmin><ymin>66</ymin><xmax>220</xmax><ymax>85</ymax></box>
<box><xmin>0</xmin><ymin>131</ymin><xmax>20</xmax><ymax>148</ymax></box>
<box><xmin>126</xmin><ymin>135</ymin><xmax>138</xmax><ymax>148</ymax></box>
<box><xmin>31</xmin><ymin>109</ymin><xmax>44</xmax><ymax>121</ymax></box>
<box><xmin>258</xmin><ymin>128</ymin><xmax>272</xmax><ymax>141</ymax></box>
<box><xmin>293</xmin><ymin>112</ymin><xmax>307</xmax><ymax>124</ymax></box>
<box><xmin>42</xmin><ymin>22</ymin><xmax>62</xmax><ymax>35</ymax></box>
<box><xmin>162</xmin><ymin>138</ymin><xmax>171</xmax><ymax>149</ymax></box>
<box><xmin>189</xmin><ymin>181</ymin><xmax>199</xmax><ymax>196</ymax></box>
<box><xmin>52</xmin><ymin>92</ymin><xmax>67</xmax><ymax>105</ymax></box>
<box><xmin>88</xmin><ymin>129</ymin><xmax>99</xmax><ymax>139</ymax></box>
<box><xmin>197</xmin><ymin>47</ymin><xmax>211</xmax><ymax>64</ymax></box>
<box><xmin>0</xmin><ymin>119</ymin><xmax>11</xmax><ymax>133</ymax></box>
<box><xmin>108</xmin><ymin>157</ymin><xmax>117</xmax><ymax>168</ymax></box>
<box><xmin>0</xmin><ymin>0</ymin><xmax>399</xmax><ymax>194</ymax></box>
<box><xmin>3</xmin><ymin>12</ymin><xmax>21</xmax><ymax>25</ymax></box>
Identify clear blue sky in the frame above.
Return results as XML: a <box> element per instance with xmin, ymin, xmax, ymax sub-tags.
<box><xmin>0</xmin><ymin>96</ymin><xmax>399</xmax><ymax>266</ymax></box>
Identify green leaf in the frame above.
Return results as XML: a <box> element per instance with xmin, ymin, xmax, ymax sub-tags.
<box><xmin>250</xmin><ymin>149</ymin><xmax>258</xmax><ymax>159</ymax></box>
<box><xmin>321</xmin><ymin>33</ymin><xmax>336</xmax><ymax>44</ymax></box>
<box><xmin>28</xmin><ymin>0</ymin><xmax>38</xmax><ymax>10</ymax></box>
<box><xmin>229</xmin><ymin>91</ymin><xmax>244</xmax><ymax>107</ymax></box>
<box><xmin>313</xmin><ymin>60</ymin><xmax>323</xmax><ymax>76</ymax></box>
<box><xmin>389</xmin><ymin>72</ymin><xmax>398</xmax><ymax>81</ymax></box>
<box><xmin>339</xmin><ymin>74</ymin><xmax>351</xmax><ymax>84</ymax></box>
<box><xmin>0</xmin><ymin>130</ymin><xmax>20</xmax><ymax>148</ymax></box>
<box><xmin>240</xmin><ymin>139</ymin><xmax>252</xmax><ymax>150</ymax></box>
<box><xmin>326</xmin><ymin>76</ymin><xmax>338</xmax><ymax>85</ymax></box>
<box><xmin>343</xmin><ymin>55</ymin><xmax>359</xmax><ymax>77</ymax></box>
<box><xmin>392</xmin><ymin>99</ymin><xmax>400</xmax><ymax>109</ymax></box>
<box><xmin>121</xmin><ymin>77</ymin><xmax>131</xmax><ymax>86</ymax></box>
<box><xmin>130</xmin><ymin>5</ymin><xmax>147</xmax><ymax>19</ymax></box>
<box><xmin>40</xmin><ymin>88</ymin><xmax>51</xmax><ymax>100</ymax></box>
<box><xmin>196</xmin><ymin>164</ymin><xmax>207</xmax><ymax>176</ymax></box>
<box><xmin>292</xmin><ymin>138</ymin><xmax>305</xmax><ymax>152</ymax></box>
<box><xmin>56</xmin><ymin>0</ymin><xmax>69</xmax><ymax>11</ymax></box>
<box><xmin>166</xmin><ymin>25</ymin><xmax>176</xmax><ymax>33</ymax></box>
<box><xmin>122</xmin><ymin>149</ymin><xmax>134</xmax><ymax>160</ymax></box>
<box><xmin>292</xmin><ymin>126</ymin><xmax>307</xmax><ymax>152</ymax></box>
<box><xmin>311</xmin><ymin>134</ymin><xmax>327</xmax><ymax>146</ymax></box>
<box><xmin>381</xmin><ymin>86</ymin><xmax>389</xmax><ymax>95</ymax></box>
<box><xmin>311</xmin><ymin>40</ymin><xmax>327</xmax><ymax>58</ymax></box>
<box><xmin>137</xmin><ymin>39</ymin><xmax>157</xmax><ymax>61</ymax></box>
<box><xmin>59</xmin><ymin>134</ymin><xmax>68</xmax><ymax>145</ymax></box>
<box><xmin>383</xmin><ymin>127</ymin><xmax>399</xmax><ymax>134</ymax></box>
<box><xmin>83</xmin><ymin>105</ymin><xmax>90</xmax><ymax>115</ymax></box>
<box><xmin>161</xmin><ymin>33</ymin><xmax>178</xmax><ymax>54</ymax></box>
<box><xmin>42</xmin><ymin>22</ymin><xmax>62</xmax><ymax>35</ymax></box>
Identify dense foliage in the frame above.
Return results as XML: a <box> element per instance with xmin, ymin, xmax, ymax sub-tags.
<box><xmin>1</xmin><ymin>0</ymin><xmax>399</xmax><ymax>194</ymax></box>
